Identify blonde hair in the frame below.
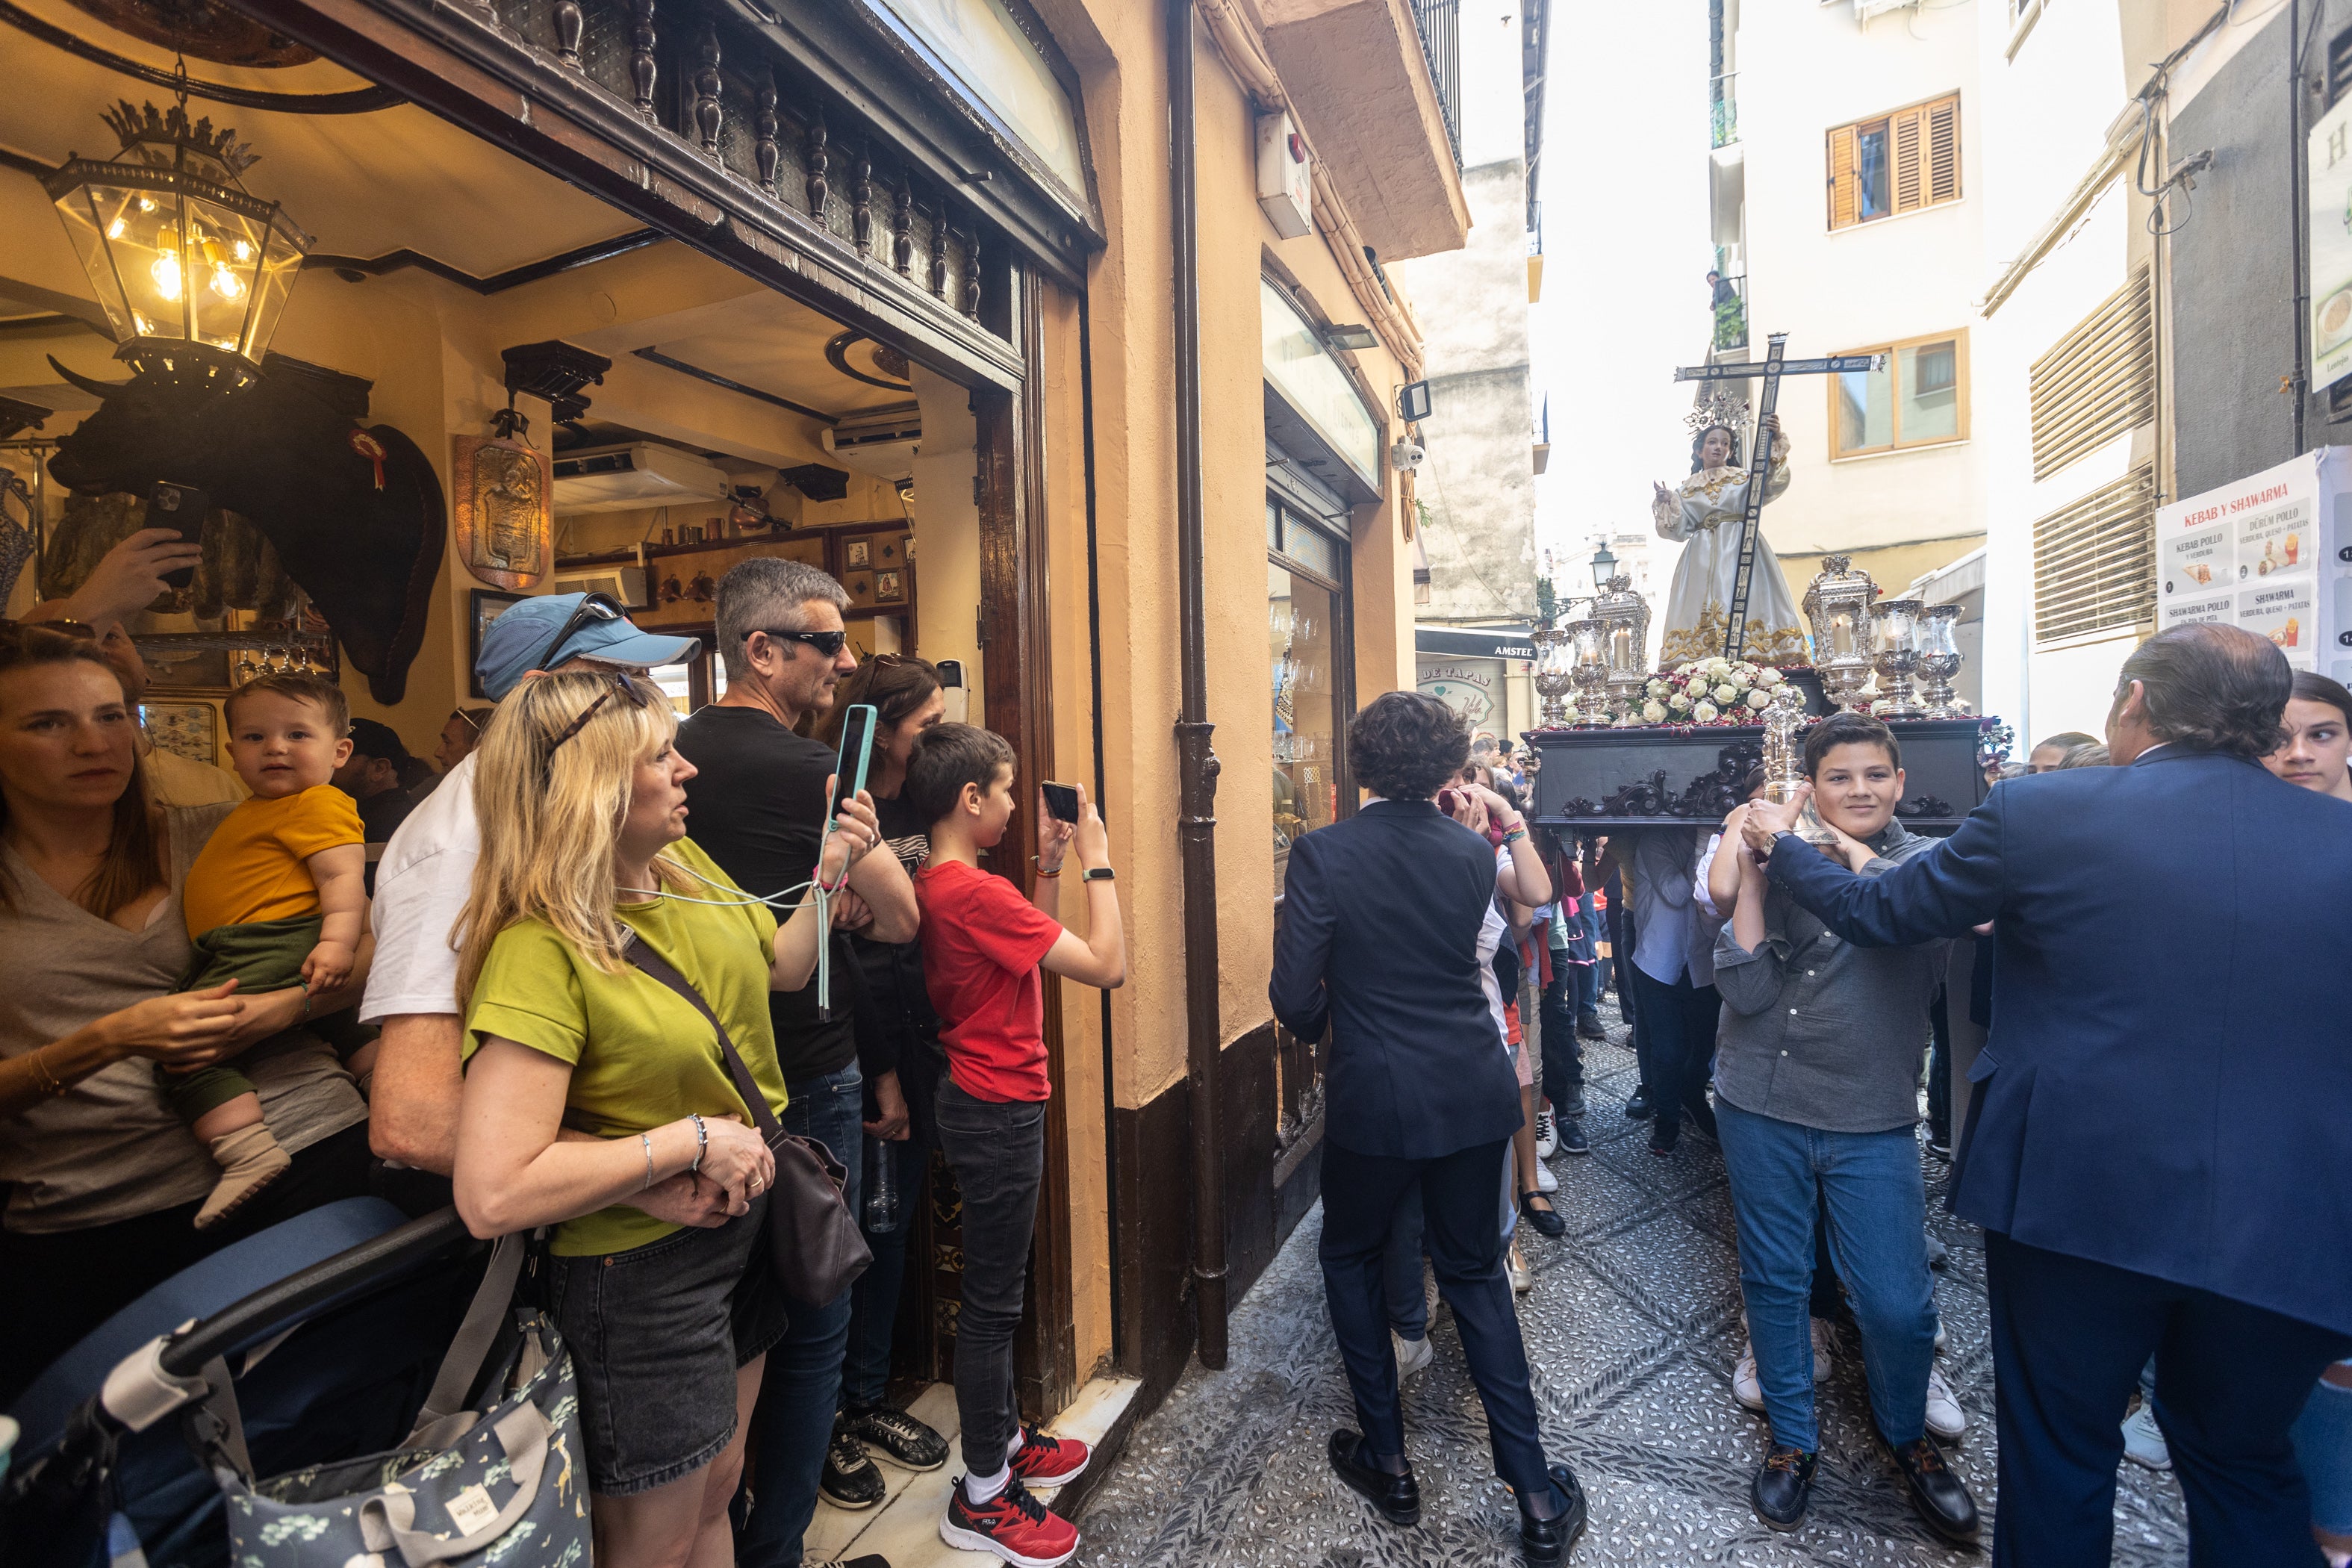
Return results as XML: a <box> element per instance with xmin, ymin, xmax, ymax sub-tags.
<box><xmin>455</xmin><ymin>670</ymin><xmax>686</xmax><ymax>1008</ymax></box>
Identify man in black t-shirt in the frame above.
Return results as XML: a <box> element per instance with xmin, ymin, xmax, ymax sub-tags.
<box><xmin>676</xmin><ymin>557</ymin><xmax>917</xmax><ymax>1567</ymax></box>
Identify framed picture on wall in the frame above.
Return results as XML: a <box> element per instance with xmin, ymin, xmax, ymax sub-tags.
<box><xmin>142</xmin><ymin>700</ymin><xmax>219</xmax><ymax>767</ymax></box>
<box><xmin>469</xmin><ymin>589</ymin><xmax>527</xmax><ymax>698</ymax></box>
<box><xmin>844</xmin><ymin>538</ymin><xmax>872</xmax><ymax>569</ymax></box>
<box><xmin>874</xmin><ymin>569</ymin><xmax>904</xmax><ymax>603</ymax></box>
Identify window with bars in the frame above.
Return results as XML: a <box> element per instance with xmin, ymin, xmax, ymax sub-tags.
<box><xmin>2029</xmin><ymin>266</ymin><xmax>2154</xmax><ymax>482</ymax></box>
<box><xmin>2032</xmin><ymin>464</ymin><xmax>2158</xmax><ymax>644</ymax></box>
<box><xmin>1827</xmin><ymin>93</ymin><xmax>1961</xmax><ymax>230</ymax></box>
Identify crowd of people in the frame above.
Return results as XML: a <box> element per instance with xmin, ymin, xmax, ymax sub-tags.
<box><xmin>0</xmin><ymin>532</ymin><xmax>1124</xmax><ymax>1568</ymax></box>
<box><xmin>1275</xmin><ymin>624</ymin><xmax>2351</xmax><ymax>1565</ymax></box>
<box><xmin>4</xmin><ymin>522</ymin><xmax>2347</xmax><ymax>1568</ymax></box>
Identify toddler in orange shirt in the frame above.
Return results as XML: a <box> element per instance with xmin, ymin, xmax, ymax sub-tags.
<box><xmin>172</xmin><ymin>671</ymin><xmax>370</xmax><ymax>1227</ymax></box>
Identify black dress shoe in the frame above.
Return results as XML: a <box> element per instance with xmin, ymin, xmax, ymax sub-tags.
<box><xmin>1516</xmin><ymin>1463</ymin><xmax>1588</xmax><ymax>1564</ymax></box>
<box><xmin>1751</xmin><ymin>1443</ymin><xmax>1817</xmax><ymax>1531</ymax></box>
<box><xmin>819</xmin><ymin>1424</ymin><xmax>886</xmax><ymax>1508</ymax></box>
<box><xmin>1518</xmin><ymin>1192</ymin><xmax>1567</xmax><ymax>1238</ymax></box>
<box><xmin>1625</xmin><ymin>1089</ymin><xmax>1654</xmax><ymax>1119</ymax></box>
<box><xmin>1576</xmin><ymin>1009</ymin><xmax>1608</xmax><ymax>1041</ymax></box>
<box><xmin>1890</xmin><ymin>1435</ymin><xmax>1979</xmax><ymax>1543</ymax></box>
<box><xmin>1328</xmin><ymin>1429</ymin><xmax>1419</xmax><ymax>1526</ymax></box>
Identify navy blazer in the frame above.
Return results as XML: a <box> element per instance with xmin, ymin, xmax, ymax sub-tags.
<box><xmin>1269</xmin><ymin>799</ymin><xmax>1524</xmax><ymax>1160</ymax></box>
<box><xmin>1767</xmin><ymin>748</ymin><xmax>2352</xmax><ymax>1335</ymax></box>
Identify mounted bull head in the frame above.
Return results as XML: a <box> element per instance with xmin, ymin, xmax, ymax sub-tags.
<box><xmin>48</xmin><ymin>355</ymin><xmax>444</xmax><ymax>705</ymax></box>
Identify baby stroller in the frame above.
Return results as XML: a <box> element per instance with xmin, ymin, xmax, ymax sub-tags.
<box><xmin>1</xmin><ymin>1200</ymin><xmax>513</xmax><ymax>1568</ymax></box>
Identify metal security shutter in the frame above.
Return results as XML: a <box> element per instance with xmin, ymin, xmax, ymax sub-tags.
<box><xmin>2032</xmin><ymin>463</ymin><xmax>2158</xmax><ymax>644</ymax></box>
<box><xmin>2029</xmin><ymin>267</ymin><xmax>2154</xmax><ymax>482</ymax></box>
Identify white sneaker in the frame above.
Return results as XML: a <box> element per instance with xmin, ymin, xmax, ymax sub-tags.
<box><xmin>1811</xmin><ymin>1318</ymin><xmax>1833</xmax><ymax>1383</ymax></box>
<box><xmin>1732</xmin><ymin>1346</ymin><xmax>1765</xmax><ymax>1413</ymax></box>
<box><xmin>1534</xmin><ymin>1160</ymin><xmax>1559</xmax><ymax>1194</ymax></box>
<box><xmin>1508</xmin><ymin>1240</ymin><xmax>1534</xmax><ymax>1295</ymax></box>
<box><xmin>1393</xmin><ymin>1330</ymin><xmax>1434</xmax><ymax>1380</ymax></box>
<box><xmin>1534</xmin><ymin>1110</ymin><xmax>1558</xmax><ymax>1159</ymax></box>
<box><xmin>1925</xmin><ymin>1367</ymin><xmax>1967</xmax><ymax>1442</ymax></box>
<box><xmin>2121</xmin><ymin>1402</ymin><xmax>2172</xmax><ymax>1470</ymax></box>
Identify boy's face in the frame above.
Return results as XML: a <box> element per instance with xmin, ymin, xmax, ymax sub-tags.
<box><xmin>1808</xmin><ymin>741</ymin><xmax>1904</xmax><ymax>839</ymax></box>
<box><xmin>964</xmin><ymin>761</ymin><xmax>1018</xmax><ymax>847</ymax></box>
<box><xmin>227</xmin><ymin>691</ymin><xmax>352</xmax><ymax>800</ymax></box>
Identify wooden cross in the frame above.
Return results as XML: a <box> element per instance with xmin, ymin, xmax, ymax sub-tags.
<box><xmin>1673</xmin><ymin>333</ymin><xmax>1886</xmax><ymax>659</ymax></box>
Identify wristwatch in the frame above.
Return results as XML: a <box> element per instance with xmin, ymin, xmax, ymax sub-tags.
<box><xmin>1080</xmin><ymin>866</ymin><xmax>1116</xmax><ymax>883</ymax></box>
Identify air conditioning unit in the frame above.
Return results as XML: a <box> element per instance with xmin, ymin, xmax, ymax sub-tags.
<box><xmin>553</xmin><ymin>561</ymin><xmax>651</xmax><ymax>610</ymax></box>
<box><xmin>821</xmin><ymin>401</ymin><xmax>922</xmax><ymax>483</ymax></box>
<box><xmin>550</xmin><ymin>443</ymin><xmax>732</xmax><ymax>514</ymax></box>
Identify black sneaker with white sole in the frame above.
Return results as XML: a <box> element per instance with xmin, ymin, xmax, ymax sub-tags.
<box><xmin>842</xmin><ymin>1401</ymin><xmax>950</xmax><ymax>1471</ymax></box>
<box><xmin>820</xmin><ymin>1422</ymin><xmax>887</xmax><ymax>1509</ymax></box>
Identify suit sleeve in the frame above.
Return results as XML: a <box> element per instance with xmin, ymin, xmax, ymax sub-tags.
<box><xmin>1766</xmin><ymin>796</ymin><xmax>2006</xmax><ymax>948</ymax></box>
<box><xmin>1269</xmin><ymin>833</ymin><xmax>1336</xmax><ymax>1044</ymax></box>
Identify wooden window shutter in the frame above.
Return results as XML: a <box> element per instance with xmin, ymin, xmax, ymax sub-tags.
<box><xmin>1891</xmin><ymin>107</ymin><xmax>1926</xmax><ymax>213</ymax></box>
<box><xmin>1827</xmin><ymin>124</ymin><xmax>1858</xmax><ymax>230</ymax></box>
<box><xmin>1926</xmin><ymin>94</ymin><xmax>1961</xmax><ymax>203</ymax></box>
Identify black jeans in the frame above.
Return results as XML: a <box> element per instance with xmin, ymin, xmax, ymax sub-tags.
<box><xmin>1625</xmin><ymin>964</ymin><xmax>1720</xmax><ymax>1151</ymax></box>
<box><xmin>0</xmin><ymin>1121</ymin><xmax>373</xmax><ymax>1404</ymax></box>
<box><xmin>1926</xmin><ymin>986</ymin><xmax>1952</xmax><ymax>1148</ymax></box>
<box><xmin>1537</xmin><ymin>964</ymin><xmax>1584</xmax><ymax>1110</ymax></box>
<box><xmin>933</xmin><ymin>1080</ymin><xmax>1046</xmax><ymax>1479</ymax></box>
<box><xmin>1319</xmin><ymin>1138</ymin><xmax>1553</xmax><ymax>1494</ymax></box>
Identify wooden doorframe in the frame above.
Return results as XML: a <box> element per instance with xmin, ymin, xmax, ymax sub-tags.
<box><xmin>976</xmin><ymin>266</ymin><xmax>1080</xmax><ymax>1418</ymax></box>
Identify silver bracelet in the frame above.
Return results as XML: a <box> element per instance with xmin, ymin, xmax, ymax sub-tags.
<box><xmin>689</xmin><ymin>1113</ymin><xmax>708</xmax><ymax>1172</ymax></box>
<box><xmin>638</xmin><ymin>1130</ymin><xmax>656</xmax><ymax>1190</ymax></box>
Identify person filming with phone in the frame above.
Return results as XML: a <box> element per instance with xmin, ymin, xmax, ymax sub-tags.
<box><xmin>675</xmin><ymin>558</ymin><xmax>918</xmax><ymax>1568</ymax></box>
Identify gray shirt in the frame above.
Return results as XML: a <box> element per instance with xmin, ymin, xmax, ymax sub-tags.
<box><xmin>1710</xmin><ymin>824</ymin><xmax>1947</xmax><ymax>1133</ymax></box>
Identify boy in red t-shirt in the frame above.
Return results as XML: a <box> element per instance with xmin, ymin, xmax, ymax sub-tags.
<box><xmin>905</xmin><ymin>723</ymin><xmax>1125</xmax><ymax>1568</ymax></box>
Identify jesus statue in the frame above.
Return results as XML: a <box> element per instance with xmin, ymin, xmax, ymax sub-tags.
<box><xmin>1649</xmin><ymin>414</ymin><xmax>1811</xmax><ymax>668</ymax></box>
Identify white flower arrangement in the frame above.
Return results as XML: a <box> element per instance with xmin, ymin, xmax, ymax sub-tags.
<box><xmin>1631</xmin><ymin>656</ymin><xmax>1795</xmax><ymax>726</ymax></box>
<box><xmin>1641</xmin><ymin>700</ymin><xmax>1668</xmax><ymax>724</ymax></box>
<box><xmin>1692</xmin><ymin>700</ymin><xmax>1720</xmax><ymax>723</ymax></box>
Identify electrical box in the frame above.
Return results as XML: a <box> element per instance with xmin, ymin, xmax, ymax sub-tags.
<box><xmin>1255</xmin><ymin>112</ymin><xmax>1313</xmax><ymax>240</ymax></box>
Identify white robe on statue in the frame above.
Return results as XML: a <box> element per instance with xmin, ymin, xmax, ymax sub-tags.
<box><xmin>1650</xmin><ymin>450</ymin><xmax>1811</xmax><ymax>668</ymax></box>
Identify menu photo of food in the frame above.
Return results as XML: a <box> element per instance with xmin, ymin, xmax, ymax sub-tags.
<box><xmin>2321</xmin><ymin>284</ymin><xmax>2352</xmax><ymax>355</ymax></box>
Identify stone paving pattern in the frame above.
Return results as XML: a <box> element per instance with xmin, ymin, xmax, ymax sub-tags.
<box><xmin>1075</xmin><ymin>1006</ymin><xmax>2191</xmax><ymax>1566</ymax></box>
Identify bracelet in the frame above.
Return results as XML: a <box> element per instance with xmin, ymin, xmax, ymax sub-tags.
<box><xmin>28</xmin><ymin>1048</ymin><xmax>66</xmax><ymax>1098</ymax></box>
<box><xmin>639</xmin><ymin>1131</ymin><xmax>656</xmax><ymax>1190</ymax></box>
<box><xmin>1032</xmin><ymin>855</ymin><xmax>1063</xmax><ymax>878</ymax></box>
<box><xmin>1500</xmin><ymin>825</ymin><xmax>1529</xmax><ymax>846</ymax></box>
<box><xmin>689</xmin><ymin>1113</ymin><xmax>708</xmax><ymax>1172</ymax></box>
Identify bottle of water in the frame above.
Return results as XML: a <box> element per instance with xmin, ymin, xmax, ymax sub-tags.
<box><xmin>862</xmin><ymin>1136</ymin><xmax>900</xmax><ymax>1233</ymax></box>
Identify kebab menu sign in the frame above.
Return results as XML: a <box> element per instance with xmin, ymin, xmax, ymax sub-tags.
<box><xmin>2157</xmin><ymin>448</ymin><xmax>2350</xmax><ymax>682</ymax></box>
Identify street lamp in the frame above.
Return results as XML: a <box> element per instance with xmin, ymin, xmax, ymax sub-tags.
<box><xmin>45</xmin><ymin>100</ymin><xmax>313</xmax><ymax>390</ymax></box>
<box><xmin>1588</xmin><ymin>542</ymin><xmax>1617</xmax><ymax>592</ymax></box>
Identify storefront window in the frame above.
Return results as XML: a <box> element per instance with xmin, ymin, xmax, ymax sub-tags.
<box><xmin>1270</xmin><ymin>500</ymin><xmax>1347</xmax><ymax>888</ymax></box>
<box><xmin>864</xmin><ymin>0</ymin><xmax>1089</xmax><ymax>196</ymax></box>
<box><xmin>1260</xmin><ymin>281</ymin><xmax>1383</xmax><ymax>491</ymax></box>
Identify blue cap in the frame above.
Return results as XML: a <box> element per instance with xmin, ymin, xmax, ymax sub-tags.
<box><xmin>476</xmin><ymin>592</ymin><xmax>698</xmax><ymax>701</ymax></box>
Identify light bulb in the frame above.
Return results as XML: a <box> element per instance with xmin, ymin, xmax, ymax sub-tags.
<box><xmin>232</xmin><ymin>240</ymin><xmax>252</xmax><ymax>261</ymax></box>
<box><xmin>107</xmin><ymin>217</ymin><xmax>125</xmax><ymax>240</ymax></box>
<box><xmin>137</xmin><ymin>196</ymin><xmax>155</xmax><ymax>212</ymax></box>
<box><xmin>151</xmin><ymin>251</ymin><xmax>182</xmax><ymax>301</ymax></box>
<box><xmin>209</xmin><ymin>264</ymin><xmax>244</xmax><ymax>301</ymax></box>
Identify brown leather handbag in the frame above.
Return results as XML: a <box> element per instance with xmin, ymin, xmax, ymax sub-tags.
<box><xmin>624</xmin><ymin>933</ymin><xmax>872</xmax><ymax>1304</ymax></box>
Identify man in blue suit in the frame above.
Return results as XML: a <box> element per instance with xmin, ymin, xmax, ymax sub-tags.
<box><xmin>1741</xmin><ymin>624</ymin><xmax>2352</xmax><ymax>1565</ymax></box>
<box><xmin>1272</xmin><ymin>691</ymin><xmax>1586</xmax><ymax>1564</ymax></box>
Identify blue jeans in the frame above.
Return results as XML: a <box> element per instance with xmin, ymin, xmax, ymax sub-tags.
<box><xmin>841</xmin><ymin>1133</ymin><xmax>927</xmax><ymax>1408</ymax></box>
<box><xmin>1715</xmin><ymin>1098</ymin><xmax>1934</xmax><ymax>1452</ymax></box>
<box><xmin>1581</xmin><ymin>905</ymin><xmax>1608</xmax><ymax>1009</ymax></box>
<box><xmin>735</xmin><ymin>1063</ymin><xmax>863</xmax><ymax>1568</ymax></box>
<box><xmin>2293</xmin><ymin>1368</ymin><xmax>2352</xmax><ymax>1536</ymax></box>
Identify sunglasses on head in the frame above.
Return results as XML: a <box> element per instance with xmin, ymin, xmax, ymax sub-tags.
<box><xmin>530</xmin><ymin>592</ymin><xmax>628</xmax><ymax>676</ymax></box>
<box><xmin>747</xmin><ymin>626</ymin><xmax>849</xmax><ymax>659</ymax></box>
<box><xmin>540</xmin><ymin>669</ymin><xmax>654</xmax><ymax>783</ymax></box>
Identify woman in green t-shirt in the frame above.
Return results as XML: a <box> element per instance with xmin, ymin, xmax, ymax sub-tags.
<box><xmin>451</xmin><ymin>669</ymin><xmax>880</xmax><ymax>1566</ymax></box>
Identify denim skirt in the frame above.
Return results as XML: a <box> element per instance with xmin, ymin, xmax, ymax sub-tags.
<box><xmin>545</xmin><ymin>1195</ymin><xmax>788</xmax><ymax>1495</ymax></box>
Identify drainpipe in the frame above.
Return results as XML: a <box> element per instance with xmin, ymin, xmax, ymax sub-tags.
<box><xmin>1168</xmin><ymin>0</ymin><xmax>1229</xmax><ymax>1372</ymax></box>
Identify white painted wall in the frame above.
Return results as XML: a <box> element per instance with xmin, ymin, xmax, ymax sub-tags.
<box><xmin>1732</xmin><ymin>0</ymin><xmax>1987</xmax><ymax>559</ymax></box>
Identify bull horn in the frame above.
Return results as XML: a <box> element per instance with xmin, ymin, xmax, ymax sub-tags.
<box><xmin>48</xmin><ymin>355</ymin><xmax>127</xmax><ymax>401</ymax></box>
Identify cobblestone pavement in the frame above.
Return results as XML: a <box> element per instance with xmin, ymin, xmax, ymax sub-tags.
<box><xmin>1075</xmin><ymin>1008</ymin><xmax>2191</xmax><ymax>1567</ymax></box>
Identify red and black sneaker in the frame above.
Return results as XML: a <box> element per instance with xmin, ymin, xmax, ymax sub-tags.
<box><xmin>1007</xmin><ymin>1424</ymin><xmax>1090</xmax><ymax>1488</ymax></box>
<box><xmin>939</xmin><ymin>1475</ymin><xmax>1079</xmax><ymax>1568</ymax></box>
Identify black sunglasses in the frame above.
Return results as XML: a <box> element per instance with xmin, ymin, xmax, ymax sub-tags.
<box><xmin>541</xmin><ymin>669</ymin><xmax>654</xmax><ymax>783</ymax></box>
<box><xmin>530</xmin><ymin>592</ymin><xmax>628</xmax><ymax>676</ymax></box>
<box><xmin>747</xmin><ymin>626</ymin><xmax>849</xmax><ymax>659</ymax></box>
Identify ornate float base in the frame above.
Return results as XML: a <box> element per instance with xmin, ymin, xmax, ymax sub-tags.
<box><xmin>1522</xmin><ymin>718</ymin><xmax>1994</xmax><ymax>832</ymax></box>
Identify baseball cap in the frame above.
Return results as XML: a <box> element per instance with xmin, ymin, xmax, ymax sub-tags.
<box><xmin>346</xmin><ymin>717</ymin><xmax>414</xmax><ymax>765</ymax></box>
<box><xmin>476</xmin><ymin>592</ymin><xmax>697</xmax><ymax>701</ymax></box>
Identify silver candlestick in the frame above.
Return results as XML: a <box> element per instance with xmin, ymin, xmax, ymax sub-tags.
<box><xmin>1531</xmin><ymin>627</ymin><xmax>1576</xmax><ymax>728</ymax></box>
<box><xmin>1870</xmin><ymin>599</ymin><xmax>1927</xmax><ymax>718</ymax></box>
<box><xmin>1916</xmin><ymin>604</ymin><xmax>1964</xmax><ymax>718</ymax></box>
<box><xmin>1565</xmin><ymin>617</ymin><xmax>1610</xmax><ymax>725</ymax></box>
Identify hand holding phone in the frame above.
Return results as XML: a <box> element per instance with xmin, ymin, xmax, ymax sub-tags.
<box><xmin>1040</xmin><ymin>782</ymin><xmax>1081</xmax><ymax>823</ymax></box>
<box><xmin>143</xmin><ymin>482</ymin><xmax>209</xmax><ymax>590</ymax></box>
<box><xmin>831</xmin><ymin>703</ymin><xmax>877</xmax><ymax>821</ymax></box>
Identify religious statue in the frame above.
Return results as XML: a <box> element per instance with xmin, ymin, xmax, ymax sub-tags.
<box><xmin>1649</xmin><ymin>411</ymin><xmax>1811</xmax><ymax>668</ymax></box>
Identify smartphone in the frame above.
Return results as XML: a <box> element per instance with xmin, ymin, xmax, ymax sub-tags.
<box><xmin>832</xmin><ymin>703</ymin><xmax>877</xmax><ymax>818</ymax></box>
<box><xmin>144</xmin><ymin>481</ymin><xmax>209</xmax><ymax>589</ymax></box>
<box><xmin>1041</xmin><ymin>781</ymin><xmax>1081</xmax><ymax>824</ymax></box>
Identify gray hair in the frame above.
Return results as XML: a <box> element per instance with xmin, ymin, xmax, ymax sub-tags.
<box><xmin>2112</xmin><ymin>623</ymin><xmax>2290</xmax><ymax>759</ymax></box>
<box><xmin>715</xmin><ymin>558</ymin><xmax>849</xmax><ymax>679</ymax></box>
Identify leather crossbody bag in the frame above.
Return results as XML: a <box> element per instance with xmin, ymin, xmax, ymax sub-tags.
<box><xmin>623</xmin><ymin>931</ymin><xmax>873</xmax><ymax>1304</ymax></box>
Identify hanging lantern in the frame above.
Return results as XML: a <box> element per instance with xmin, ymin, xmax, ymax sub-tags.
<box><xmin>45</xmin><ymin>100</ymin><xmax>312</xmax><ymax>390</ymax></box>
